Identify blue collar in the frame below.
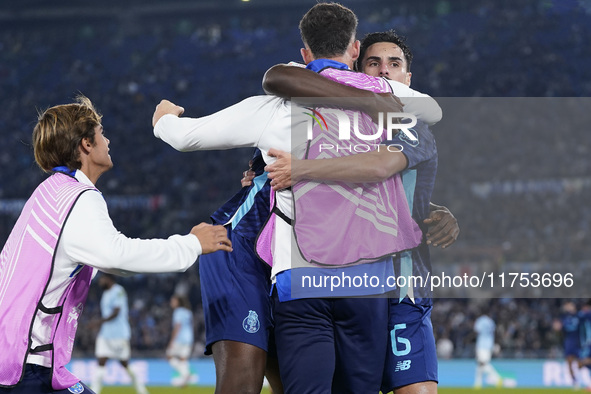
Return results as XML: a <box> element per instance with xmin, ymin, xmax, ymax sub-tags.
<box><xmin>305</xmin><ymin>59</ymin><xmax>350</xmax><ymax>73</ymax></box>
<box><xmin>52</xmin><ymin>166</ymin><xmax>77</xmax><ymax>177</ymax></box>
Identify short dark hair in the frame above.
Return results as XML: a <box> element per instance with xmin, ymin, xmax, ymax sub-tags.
<box><xmin>356</xmin><ymin>30</ymin><xmax>413</xmax><ymax>72</ymax></box>
<box><xmin>299</xmin><ymin>3</ymin><xmax>358</xmax><ymax>59</ymax></box>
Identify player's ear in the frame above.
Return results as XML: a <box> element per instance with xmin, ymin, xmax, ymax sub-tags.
<box><xmin>300</xmin><ymin>47</ymin><xmax>313</xmax><ymax>64</ymax></box>
<box><xmin>350</xmin><ymin>40</ymin><xmax>361</xmax><ymax>62</ymax></box>
<box><xmin>405</xmin><ymin>71</ymin><xmax>412</xmax><ymax>87</ymax></box>
<box><xmin>80</xmin><ymin>137</ymin><xmax>93</xmax><ymax>154</ymax></box>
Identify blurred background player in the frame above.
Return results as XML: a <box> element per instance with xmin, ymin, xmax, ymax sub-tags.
<box><xmin>553</xmin><ymin>301</ymin><xmax>580</xmax><ymax>389</ymax></box>
<box><xmin>474</xmin><ymin>312</ymin><xmax>502</xmax><ymax>389</ymax></box>
<box><xmin>92</xmin><ymin>274</ymin><xmax>148</xmax><ymax>394</ymax></box>
<box><xmin>577</xmin><ymin>300</ymin><xmax>591</xmax><ymax>390</ymax></box>
<box><xmin>167</xmin><ymin>294</ymin><xmax>195</xmax><ymax>387</ymax></box>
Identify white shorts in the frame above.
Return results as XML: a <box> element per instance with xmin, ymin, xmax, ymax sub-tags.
<box><xmin>95</xmin><ymin>337</ymin><xmax>131</xmax><ymax>360</ymax></box>
<box><xmin>476</xmin><ymin>348</ymin><xmax>492</xmax><ymax>364</ymax></box>
<box><xmin>166</xmin><ymin>342</ymin><xmax>192</xmax><ymax>359</ymax></box>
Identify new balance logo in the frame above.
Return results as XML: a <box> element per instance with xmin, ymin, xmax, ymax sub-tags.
<box><xmin>394</xmin><ymin>360</ymin><xmax>412</xmax><ymax>372</ymax></box>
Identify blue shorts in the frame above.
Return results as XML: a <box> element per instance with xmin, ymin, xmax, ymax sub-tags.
<box><xmin>0</xmin><ymin>364</ymin><xmax>94</xmax><ymax>394</ymax></box>
<box><xmin>381</xmin><ymin>298</ymin><xmax>438</xmax><ymax>392</ymax></box>
<box><xmin>580</xmin><ymin>345</ymin><xmax>591</xmax><ymax>360</ymax></box>
<box><xmin>199</xmin><ymin>227</ymin><xmax>273</xmax><ymax>354</ymax></box>
<box><xmin>273</xmin><ymin>293</ymin><xmax>388</xmax><ymax>394</ymax></box>
<box><xmin>564</xmin><ymin>338</ymin><xmax>580</xmax><ymax>358</ymax></box>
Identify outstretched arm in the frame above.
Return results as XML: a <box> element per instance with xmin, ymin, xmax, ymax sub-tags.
<box><xmin>265</xmin><ymin>146</ymin><xmax>408</xmax><ymax>188</ymax></box>
<box><xmin>263</xmin><ymin>64</ymin><xmax>402</xmax><ymax>121</ymax></box>
<box><xmin>263</xmin><ymin>64</ymin><xmax>441</xmax><ymax>124</ymax></box>
<box><xmin>152</xmin><ymin>98</ymin><xmax>270</xmax><ymax>152</ymax></box>
<box><xmin>263</xmin><ymin>64</ymin><xmax>380</xmax><ymax>100</ymax></box>
<box><xmin>266</xmin><ymin>150</ymin><xmax>459</xmax><ymax>248</ymax></box>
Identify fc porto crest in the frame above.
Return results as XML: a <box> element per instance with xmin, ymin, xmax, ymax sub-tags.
<box><xmin>398</xmin><ymin>128</ymin><xmax>419</xmax><ymax>147</ymax></box>
<box><xmin>242</xmin><ymin>310</ymin><xmax>260</xmax><ymax>333</ymax></box>
<box><xmin>67</xmin><ymin>382</ymin><xmax>85</xmax><ymax>393</ymax></box>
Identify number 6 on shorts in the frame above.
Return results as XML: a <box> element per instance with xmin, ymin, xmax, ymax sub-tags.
<box><xmin>391</xmin><ymin>323</ymin><xmax>411</xmax><ymax>356</ymax></box>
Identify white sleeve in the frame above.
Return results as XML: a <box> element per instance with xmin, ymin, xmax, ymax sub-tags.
<box><xmin>153</xmin><ymin>96</ymin><xmax>279</xmax><ymax>151</ymax></box>
<box><xmin>384</xmin><ymin>79</ymin><xmax>442</xmax><ymax>125</ymax></box>
<box><xmin>61</xmin><ymin>190</ymin><xmax>202</xmax><ymax>276</ymax></box>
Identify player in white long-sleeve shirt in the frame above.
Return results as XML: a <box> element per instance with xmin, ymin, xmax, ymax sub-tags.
<box><xmin>0</xmin><ymin>96</ymin><xmax>231</xmax><ymax>394</ymax></box>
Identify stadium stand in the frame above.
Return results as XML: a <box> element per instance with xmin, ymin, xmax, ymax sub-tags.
<box><xmin>1</xmin><ymin>0</ymin><xmax>589</xmax><ymax>358</ymax></box>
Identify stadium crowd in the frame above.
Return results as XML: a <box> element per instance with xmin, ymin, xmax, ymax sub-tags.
<box><xmin>1</xmin><ymin>0</ymin><xmax>589</xmax><ymax>359</ymax></box>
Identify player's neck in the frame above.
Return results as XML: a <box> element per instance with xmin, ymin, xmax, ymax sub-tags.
<box><xmin>315</xmin><ymin>55</ymin><xmax>353</xmax><ymax>69</ymax></box>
